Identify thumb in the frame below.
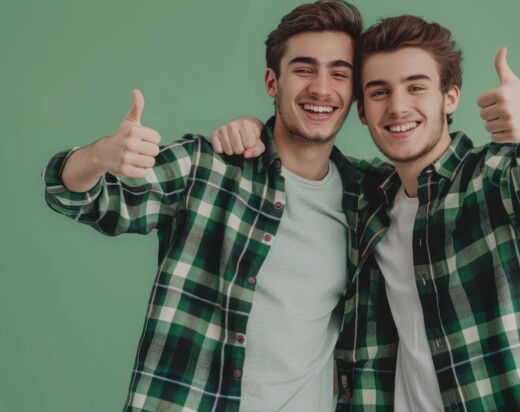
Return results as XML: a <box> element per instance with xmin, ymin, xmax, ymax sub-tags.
<box><xmin>124</xmin><ymin>89</ymin><xmax>145</xmax><ymax>124</ymax></box>
<box><xmin>495</xmin><ymin>47</ymin><xmax>519</xmax><ymax>85</ymax></box>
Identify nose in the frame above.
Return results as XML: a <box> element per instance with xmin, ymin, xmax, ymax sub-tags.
<box><xmin>388</xmin><ymin>90</ymin><xmax>411</xmax><ymax>117</ymax></box>
<box><xmin>307</xmin><ymin>73</ymin><xmax>333</xmax><ymax>99</ymax></box>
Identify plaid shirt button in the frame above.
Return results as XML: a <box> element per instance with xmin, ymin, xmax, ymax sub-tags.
<box><xmin>263</xmin><ymin>233</ymin><xmax>272</xmax><ymax>242</ymax></box>
<box><xmin>233</xmin><ymin>369</ymin><xmax>242</xmax><ymax>378</ymax></box>
<box><xmin>248</xmin><ymin>276</ymin><xmax>256</xmax><ymax>285</ymax></box>
<box><xmin>236</xmin><ymin>335</ymin><xmax>245</xmax><ymax>344</ymax></box>
<box><xmin>274</xmin><ymin>201</ymin><xmax>284</xmax><ymax>210</ymax></box>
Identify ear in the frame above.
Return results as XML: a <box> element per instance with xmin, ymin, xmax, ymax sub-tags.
<box><xmin>444</xmin><ymin>85</ymin><xmax>460</xmax><ymax>115</ymax></box>
<box><xmin>357</xmin><ymin>101</ymin><xmax>368</xmax><ymax>125</ymax></box>
<box><xmin>265</xmin><ymin>68</ymin><xmax>277</xmax><ymax>98</ymax></box>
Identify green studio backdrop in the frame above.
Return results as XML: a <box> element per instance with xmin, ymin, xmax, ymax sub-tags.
<box><xmin>1</xmin><ymin>0</ymin><xmax>519</xmax><ymax>410</ymax></box>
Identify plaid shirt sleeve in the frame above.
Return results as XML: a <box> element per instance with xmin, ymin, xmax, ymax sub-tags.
<box><xmin>42</xmin><ymin>138</ymin><xmax>195</xmax><ymax>236</ymax></box>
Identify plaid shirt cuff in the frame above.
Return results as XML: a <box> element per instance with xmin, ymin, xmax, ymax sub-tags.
<box><xmin>42</xmin><ymin>148</ymin><xmax>104</xmax><ymax>208</ymax></box>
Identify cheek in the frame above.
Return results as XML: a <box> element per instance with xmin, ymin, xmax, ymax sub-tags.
<box><xmin>362</xmin><ymin>103</ymin><xmax>381</xmax><ymax>123</ymax></box>
<box><xmin>339</xmin><ymin>83</ymin><xmax>354</xmax><ymax>101</ymax></box>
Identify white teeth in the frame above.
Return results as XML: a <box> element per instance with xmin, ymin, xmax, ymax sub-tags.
<box><xmin>303</xmin><ymin>104</ymin><xmax>333</xmax><ymax>114</ymax></box>
<box><xmin>389</xmin><ymin>122</ymin><xmax>418</xmax><ymax>133</ymax></box>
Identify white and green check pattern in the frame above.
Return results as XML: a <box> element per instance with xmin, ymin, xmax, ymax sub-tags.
<box><xmin>43</xmin><ymin>117</ymin><xmax>368</xmax><ymax>411</ymax></box>
<box><xmin>335</xmin><ymin>132</ymin><xmax>520</xmax><ymax>411</ymax></box>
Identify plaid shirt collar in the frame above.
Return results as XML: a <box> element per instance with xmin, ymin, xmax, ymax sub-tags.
<box><xmin>372</xmin><ymin>131</ymin><xmax>475</xmax><ymax>206</ymax></box>
<box><xmin>258</xmin><ymin>116</ymin><xmax>366</xmax><ymax>186</ymax></box>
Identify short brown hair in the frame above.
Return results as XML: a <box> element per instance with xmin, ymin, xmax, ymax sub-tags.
<box><xmin>355</xmin><ymin>15</ymin><xmax>462</xmax><ymax>124</ymax></box>
<box><xmin>266</xmin><ymin>0</ymin><xmax>363</xmax><ymax>78</ymax></box>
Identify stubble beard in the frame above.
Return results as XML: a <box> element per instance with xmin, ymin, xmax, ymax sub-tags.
<box><xmin>373</xmin><ymin>106</ymin><xmax>446</xmax><ymax>164</ymax></box>
<box><xmin>276</xmin><ymin>94</ymin><xmax>339</xmax><ymax>148</ymax></box>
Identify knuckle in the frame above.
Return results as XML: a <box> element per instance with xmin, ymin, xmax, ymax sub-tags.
<box><xmin>120</xmin><ymin>164</ymin><xmax>131</xmax><ymax>176</ymax></box>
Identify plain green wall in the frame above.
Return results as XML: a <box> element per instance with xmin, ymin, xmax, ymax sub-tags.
<box><xmin>1</xmin><ymin>0</ymin><xmax>519</xmax><ymax>410</ymax></box>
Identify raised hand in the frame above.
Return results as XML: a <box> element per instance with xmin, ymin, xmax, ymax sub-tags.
<box><xmin>61</xmin><ymin>89</ymin><xmax>161</xmax><ymax>192</ymax></box>
<box><xmin>96</xmin><ymin>89</ymin><xmax>161</xmax><ymax>178</ymax></box>
<box><xmin>211</xmin><ymin>117</ymin><xmax>265</xmax><ymax>158</ymax></box>
<box><xmin>477</xmin><ymin>48</ymin><xmax>520</xmax><ymax>143</ymax></box>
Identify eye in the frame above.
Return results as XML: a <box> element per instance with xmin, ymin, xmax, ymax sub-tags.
<box><xmin>332</xmin><ymin>71</ymin><xmax>350</xmax><ymax>79</ymax></box>
<box><xmin>370</xmin><ymin>89</ymin><xmax>389</xmax><ymax>98</ymax></box>
<box><xmin>409</xmin><ymin>85</ymin><xmax>425</xmax><ymax>92</ymax></box>
<box><xmin>294</xmin><ymin>68</ymin><xmax>312</xmax><ymax>75</ymax></box>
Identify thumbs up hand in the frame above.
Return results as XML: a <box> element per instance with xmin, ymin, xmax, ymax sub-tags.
<box><xmin>60</xmin><ymin>89</ymin><xmax>161</xmax><ymax>193</ymax></box>
<box><xmin>477</xmin><ymin>48</ymin><xmax>520</xmax><ymax>143</ymax></box>
<box><xmin>97</xmin><ymin>89</ymin><xmax>161</xmax><ymax>178</ymax></box>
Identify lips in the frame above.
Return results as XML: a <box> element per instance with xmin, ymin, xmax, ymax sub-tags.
<box><xmin>386</xmin><ymin>121</ymin><xmax>419</xmax><ymax>133</ymax></box>
<box><xmin>302</xmin><ymin>104</ymin><xmax>334</xmax><ymax>114</ymax></box>
<box><xmin>299</xmin><ymin>102</ymin><xmax>338</xmax><ymax>121</ymax></box>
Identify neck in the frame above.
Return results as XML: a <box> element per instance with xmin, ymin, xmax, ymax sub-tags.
<box><xmin>394</xmin><ymin>132</ymin><xmax>452</xmax><ymax>198</ymax></box>
<box><xmin>273</xmin><ymin>123</ymin><xmax>335</xmax><ymax>181</ymax></box>
<box><xmin>394</xmin><ymin>162</ymin><xmax>426</xmax><ymax>198</ymax></box>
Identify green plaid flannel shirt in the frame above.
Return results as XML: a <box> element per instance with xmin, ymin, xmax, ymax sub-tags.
<box><xmin>43</xmin><ymin>117</ymin><xmax>371</xmax><ymax>411</ymax></box>
<box><xmin>335</xmin><ymin>132</ymin><xmax>520</xmax><ymax>411</ymax></box>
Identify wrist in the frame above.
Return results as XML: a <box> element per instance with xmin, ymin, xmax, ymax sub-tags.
<box><xmin>87</xmin><ymin>136</ymin><xmax>111</xmax><ymax>176</ymax></box>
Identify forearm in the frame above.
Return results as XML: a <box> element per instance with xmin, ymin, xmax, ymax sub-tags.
<box><xmin>61</xmin><ymin>138</ymin><xmax>108</xmax><ymax>193</ymax></box>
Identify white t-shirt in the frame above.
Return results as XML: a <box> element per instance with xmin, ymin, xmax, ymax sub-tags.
<box><xmin>240</xmin><ymin>162</ymin><xmax>347</xmax><ymax>412</ymax></box>
<box><xmin>374</xmin><ymin>186</ymin><xmax>443</xmax><ymax>411</ymax></box>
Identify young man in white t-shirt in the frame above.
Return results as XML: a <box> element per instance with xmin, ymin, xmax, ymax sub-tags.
<box><xmin>212</xmin><ymin>15</ymin><xmax>520</xmax><ymax>410</ymax></box>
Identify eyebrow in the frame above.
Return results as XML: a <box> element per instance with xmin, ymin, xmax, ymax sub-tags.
<box><xmin>289</xmin><ymin>56</ymin><xmax>353</xmax><ymax>71</ymax></box>
<box><xmin>364</xmin><ymin>74</ymin><xmax>433</xmax><ymax>90</ymax></box>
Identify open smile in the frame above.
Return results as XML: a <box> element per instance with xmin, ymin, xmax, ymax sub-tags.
<box><xmin>385</xmin><ymin>121</ymin><xmax>419</xmax><ymax>133</ymax></box>
<box><xmin>299</xmin><ymin>103</ymin><xmax>338</xmax><ymax>119</ymax></box>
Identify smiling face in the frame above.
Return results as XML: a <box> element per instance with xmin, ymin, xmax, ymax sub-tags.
<box><xmin>358</xmin><ymin>47</ymin><xmax>459</xmax><ymax>167</ymax></box>
<box><xmin>266</xmin><ymin>31</ymin><xmax>355</xmax><ymax>148</ymax></box>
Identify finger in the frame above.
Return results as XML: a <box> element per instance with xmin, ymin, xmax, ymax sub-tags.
<box><xmin>229</xmin><ymin>125</ymin><xmax>245</xmax><ymax>154</ymax></box>
<box><xmin>122</xmin><ymin>151</ymin><xmax>156</xmax><ymax>169</ymax></box>
<box><xmin>140</xmin><ymin>126</ymin><xmax>161</xmax><ymax>145</ymax></box>
<box><xmin>119</xmin><ymin>164</ymin><xmax>149</xmax><ymax>179</ymax></box>
<box><xmin>484</xmin><ymin>118</ymin><xmax>508</xmax><ymax>134</ymax></box>
<box><xmin>217</xmin><ymin>132</ymin><xmax>234</xmax><ymax>156</ymax></box>
<box><xmin>477</xmin><ymin>88</ymin><xmax>499</xmax><ymax>109</ymax></box>
<box><xmin>133</xmin><ymin>154</ymin><xmax>156</xmax><ymax>169</ymax></box>
<box><xmin>496</xmin><ymin>47</ymin><xmax>519</xmax><ymax>85</ymax></box>
<box><xmin>137</xmin><ymin>141</ymin><xmax>161</xmax><ymax>157</ymax></box>
<box><xmin>115</xmin><ymin>153</ymin><xmax>150</xmax><ymax>178</ymax></box>
<box><xmin>480</xmin><ymin>104</ymin><xmax>502</xmax><ymax>121</ymax></box>
<box><xmin>124</xmin><ymin>89</ymin><xmax>145</xmax><ymax>124</ymax></box>
<box><xmin>240</xmin><ymin>125</ymin><xmax>261</xmax><ymax>149</ymax></box>
<box><xmin>244</xmin><ymin>143</ymin><xmax>266</xmax><ymax>159</ymax></box>
<box><xmin>211</xmin><ymin>133</ymin><xmax>224</xmax><ymax>154</ymax></box>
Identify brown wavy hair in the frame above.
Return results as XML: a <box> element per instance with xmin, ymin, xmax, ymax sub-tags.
<box><xmin>355</xmin><ymin>15</ymin><xmax>462</xmax><ymax>124</ymax></box>
<box><xmin>266</xmin><ymin>0</ymin><xmax>363</xmax><ymax>78</ymax></box>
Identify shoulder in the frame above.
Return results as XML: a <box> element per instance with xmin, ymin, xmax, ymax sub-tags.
<box><xmin>460</xmin><ymin>141</ymin><xmax>519</xmax><ymax>174</ymax></box>
<box><xmin>159</xmin><ymin>134</ymin><xmax>255</xmax><ymax>176</ymax></box>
